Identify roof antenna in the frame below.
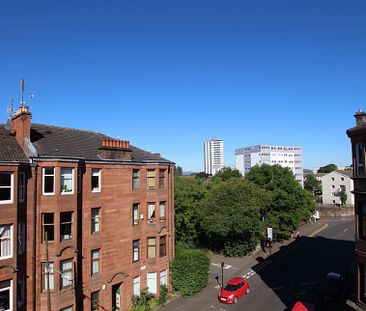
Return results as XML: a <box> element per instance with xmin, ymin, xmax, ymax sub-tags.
<box><xmin>19</xmin><ymin>79</ymin><xmax>34</xmax><ymax>109</ymax></box>
<box><xmin>6</xmin><ymin>99</ymin><xmax>14</xmax><ymax>119</ymax></box>
<box><xmin>20</xmin><ymin>78</ymin><xmax>25</xmax><ymax>107</ymax></box>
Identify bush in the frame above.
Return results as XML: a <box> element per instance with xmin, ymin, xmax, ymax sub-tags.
<box><xmin>158</xmin><ymin>284</ymin><xmax>168</xmax><ymax>305</ymax></box>
<box><xmin>130</xmin><ymin>288</ymin><xmax>154</xmax><ymax>311</ymax></box>
<box><xmin>170</xmin><ymin>244</ymin><xmax>210</xmax><ymax>296</ymax></box>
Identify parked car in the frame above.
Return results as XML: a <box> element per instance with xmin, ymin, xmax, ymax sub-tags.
<box><xmin>318</xmin><ymin>272</ymin><xmax>344</xmax><ymax>300</ymax></box>
<box><xmin>217</xmin><ymin>276</ymin><xmax>249</xmax><ymax>304</ymax></box>
<box><xmin>291</xmin><ymin>301</ymin><xmax>315</xmax><ymax>311</ymax></box>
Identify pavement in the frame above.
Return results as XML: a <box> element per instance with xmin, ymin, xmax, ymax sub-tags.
<box><xmin>163</xmin><ymin>219</ymin><xmax>329</xmax><ymax>311</ymax></box>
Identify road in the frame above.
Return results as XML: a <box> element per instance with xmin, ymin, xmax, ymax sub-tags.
<box><xmin>165</xmin><ymin>217</ymin><xmax>355</xmax><ymax>311</ymax></box>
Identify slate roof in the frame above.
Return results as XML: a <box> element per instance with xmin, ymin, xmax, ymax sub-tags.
<box><xmin>0</xmin><ymin>124</ymin><xmax>28</xmax><ymax>162</ymax></box>
<box><xmin>30</xmin><ymin>124</ymin><xmax>171</xmax><ymax>163</ymax></box>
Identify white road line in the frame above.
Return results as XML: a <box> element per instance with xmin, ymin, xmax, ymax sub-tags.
<box><xmin>309</xmin><ymin>223</ymin><xmax>328</xmax><ymax>237</ymax></box>
<box><xmin>211</xmin><ymin>263</ymin><xmax>232</xmax><ymax>270</ymax></box>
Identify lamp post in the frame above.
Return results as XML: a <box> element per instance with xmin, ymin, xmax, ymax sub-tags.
<box><xmin>221</xmin><ymin>261</ymin><xmax>224</xmax><ymax>290</ymax></box>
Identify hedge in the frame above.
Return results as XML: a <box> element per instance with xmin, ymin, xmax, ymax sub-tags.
<box><xmin>170</xmin><ymin>244</ymin><xmax>210</xmax><ymax>296</ymax></box>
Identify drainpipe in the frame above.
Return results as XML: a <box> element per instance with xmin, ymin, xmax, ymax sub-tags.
<box><xmin>32</xmin><ymin>164</ymin><xmax>38</xmax><ymax>311</ymax></box>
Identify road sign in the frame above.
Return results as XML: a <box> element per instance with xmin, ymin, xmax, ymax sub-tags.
<box><xmin>267</xmin><ymin>227</ymin><xmax>273</xmax><ymax>240</ymax></box>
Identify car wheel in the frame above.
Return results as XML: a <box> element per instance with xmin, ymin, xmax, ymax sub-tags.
<box><xmin>234</xmin><ymin>297</ymin><xmax>238</xmax><ymax>304</ymax></box>
<box><xmin>246</xmin><ymin>288</ymin><xmax>250</xmax><ymax>294</ymax></box>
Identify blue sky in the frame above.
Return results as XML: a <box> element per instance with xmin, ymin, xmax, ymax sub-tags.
<box><xmin>1</xmin><ymin>1</ymin><xmax>365</xmax><ymax>172</ymax></box>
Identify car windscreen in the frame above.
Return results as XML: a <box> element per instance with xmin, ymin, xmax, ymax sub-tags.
<box><xmin>224</xmin><ymin>283</ymin><xmax>241</xmax><ymax>292</ymax></box>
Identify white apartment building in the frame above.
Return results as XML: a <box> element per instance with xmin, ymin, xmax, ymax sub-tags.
<box><xmin>204</xmin><ymin>139</ymin><xmax>224</xmax><ymax>175</ymax></box>
<box><xmin>316</xmin><ymin>170</ymin><xmax>354</xmax><ymax>205</ymax></box>
<box><xmin>235</xmin><ymin>145</ymin><xmax>304</xmax><ymax>186</ymax></box>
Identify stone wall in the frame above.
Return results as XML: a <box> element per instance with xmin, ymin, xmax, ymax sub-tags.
<box><xmin>316</xmin><ymin>204</ymin><xmax>354</xmax><ymax>218</ymax></box>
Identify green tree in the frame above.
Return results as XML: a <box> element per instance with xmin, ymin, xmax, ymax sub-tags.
<box><xmin>245</xmin><ymin>164</ymin><xmax>316</xmax><ymax>238</ymax></box>
<box><xmin>174</xmin><ymin>176</ymin><xmax>207</xmax><ymax>245</ymax></box>
<box><xmin>175</xmin><ymin>166</ymin><xmax>183</xmax><ymax>176</ymax></box>
<box><xmin>194</xmin><ymin>172</ymin><xmax>210</xmax><ymax>179</ymax></box>
<box><xmin>317</xmin><ymin>163</ymin><xmax>337</xmax><ymax>173</ymax></box>
<box><xmin>340</xmin><ymin>192</ymin><xmax>348</xmax><ymax>205</ymax></box>
<box><xmin>198</xmin><ymin>178</ymin><xmax>271</xmax><ymax>256</ymax></box>
<box><xmin>304</xmin><ymin>174</ymin><xmax>322</xmax><ymax>195</ymax></box>
<box><xmin>211</xmin><ymin>167</ymin><xmax>242</xmax><ymax>182</ymax></box>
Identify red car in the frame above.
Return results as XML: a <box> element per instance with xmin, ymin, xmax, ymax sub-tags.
<box><xmin>291</xmin><ymin>301</ymin><xmax>315</xmax><ymax>311</ymax></box>
<box><xmin>217</xmin><ymin>276</ymin><xmax>249</xmax><ymax>304</ymax></box>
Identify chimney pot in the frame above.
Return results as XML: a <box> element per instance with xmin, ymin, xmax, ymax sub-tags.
<box><xmin>354</xmin><ymin>110</ymin><xmax>366</xmax><ymax>127</ymax></box>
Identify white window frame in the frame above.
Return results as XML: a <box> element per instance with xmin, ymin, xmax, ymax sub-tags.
<box><xmin>0</xmin><ymin>172</ymin><xmax>13</xmax><ymax>204</ymax></box>
<box><xmin>42</xmin><ymin>167</ymin><xmax>55</xmax><ymax>195</ymax></box>
<box><xmin>91</xmin><ymin>249</ymin><xmax>100</xmax><ymax>275</ymax></box>
<box><xmin>91</xmin><ymin>168</ymin><xmax>101</xmax><ymax>193</ymax></box>
<box><xmin>60</xmin><ymin>167</ymin><xmax>74</xmax><ymax>194</ymax></box>
<box><xmin>0</xmin><ymin>279</ymin><xmax>13</xmax><ymax>311</ymax></box>
<box><xmin>60</xmin><ymin>259</ymin><xmax>73</xmax><ymax>289</ymax></box>
<box><xmin>133</xmin><ymin>240</ymin><xmax>139</xmax><ymax>262</ymax></box>
<box><xmin>0</xmin><ymin>225</ymin><xmax>13</xmax><ymax>260</ymax></box>
<box><xmin>42</xmin><ymin>262</ymin><xmax>54</xmax><ymax>291</ymax></box>
<box><xmin>159</xmin><ymin>202</ymin><xmax>166</xmax><ymax>222</ymax></box>
<box><xmin>133</xmin><ymin>276</ymin><xmax>141</xmax><ymax>296</ymax></box>
<box><xmin>91</xmin><ymin>208</ymin><xmax>101</xmax><ymax>234</ymax></box>
<box><xmin>133</xmin><ymin>204</ymin><xmax>139</xmax><ymax>226</ymax></box>
<box><xmin>148</xmin><ymin>203</ymin><xmax>156</xmax><ymax>224</ymax></box>
<box><xmin>147</xmin><ymin>272</ymin><xmax>157</xmax><ymax>294</ymax></box>
<box><xmin>19</xmin><ymin>172</ymin><xmax>25</xmax><ymax>203</ymax></box>
<box><xmin>160</xmin><ymin>269</ymin><xmax>167</xmax><ymax>287</ymax></box>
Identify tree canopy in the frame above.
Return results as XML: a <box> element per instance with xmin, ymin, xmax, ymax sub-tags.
<box><xmin>245</xmin><ymin>164</ymin><xmax>316</xmax><ymax>238</ymax></box>
<box><xmin>174</xmin><ymin>176</ymin><xmax>206</xmax><ymax>245</ymax></box>
<box><xmin>317</xmin><ymin>163</ymin><xmax>337</xmax><ymax>173</ymax></box>
<box><xmin>174</xmin><ymin>164</ymin><xmax>316</xmax><ymax>256</ymax></box>
<box><xmin>198</xmin><ymin>178</ymin><xmax>271</xmax><ymax>256</ymax></box>
<box><xmin>175</xmin><ymin>166</ymin><xmax>183</xmax><ymax>176</ymax></box>
<box><xmin>211</xmin><ymin>167</ymin><xmax>242</xmax><ymax>182</ymax></box>
<box><xmin>304</xmin><ymin>174</ymin><xmax>322</xmax><ymax>195</ymax></box>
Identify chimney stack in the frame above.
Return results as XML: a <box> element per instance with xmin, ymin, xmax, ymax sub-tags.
<box><xmin>10</xmin><ymin>106</ymin><xmax>31</xmax><ymax>150</ymax></box>
<box><xmin>354</xmin><ymin>110</ymin><xmax>366</xmax><ymax>128</ymax></box>
<box><xmin>99</xmin><ymin>138</ymin><xmax>132</xmax><ymax>160</ymax></box>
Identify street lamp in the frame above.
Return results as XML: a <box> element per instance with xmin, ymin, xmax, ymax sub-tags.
<box><xmin>221</xmin><ymin>261</ymin><xmax>224</xmax><ymax>290</ymax></box>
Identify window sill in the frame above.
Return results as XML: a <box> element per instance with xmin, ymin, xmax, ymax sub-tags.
<box><xmin>0</xmin><ymin>255</ymin><xmax>13</xmax><ymax>260</ymax></box>
<box><xmin>61</xmin><ymin>192</ymin><xmax>74</xmax><ymax>195</ymax></box>
<box><xmin>0</xmin><ymin>200</ymin><xmax>13</xmax><ymax>205</ymax></box>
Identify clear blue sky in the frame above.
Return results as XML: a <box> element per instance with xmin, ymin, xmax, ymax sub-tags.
<box><xmin>1</xmin><ymin>1</ymin><xmax>365</xmax><ymax>172</ymax></box>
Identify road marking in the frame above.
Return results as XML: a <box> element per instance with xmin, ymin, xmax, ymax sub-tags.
<box><xmin>344</xmin><ymin>228</ymin><xmax>348</xmax><ymax>233</ymax></box>
<box><xmin>211</xmin><ymin>263</ymin><xmax>232</xmax><ymax>270</ymax></box>
<box><xmin>309</xmin><ymin>223</ymin><xmax>328</xmax><ymax>237</ymax></box>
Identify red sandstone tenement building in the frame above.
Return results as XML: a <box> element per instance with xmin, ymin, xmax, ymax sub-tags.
<box><xmin>347</xmin><ymin>111</ymin><xmax>366</xmax><ymax>309</ymax></box>
<box><xmin>0</xmin><ymin>105</ymin><xmax>175</xmax><ymax>311</ymax></box>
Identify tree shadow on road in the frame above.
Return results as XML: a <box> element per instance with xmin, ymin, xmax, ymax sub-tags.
<box><xmin>251</xmin><ymin>236</ymin><xmax>356</xmax><ymax>311</ymax></box>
